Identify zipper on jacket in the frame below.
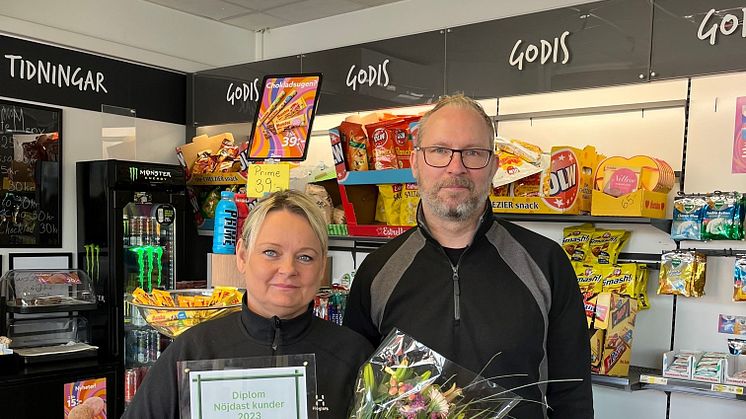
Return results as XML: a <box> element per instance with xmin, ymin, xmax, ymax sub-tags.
<box><xmin>271</xmin><ymin>316</ymin><xmax>281</xmax><ymax>353</ymax></box>
<box><xmin>451</xmin><ymin>265</ymin><xmax>461</xmax><ymax>322</ymax></box>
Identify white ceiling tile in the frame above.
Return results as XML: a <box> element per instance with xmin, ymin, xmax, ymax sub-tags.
<box><xmin>222</xmin><ymin>12</ymin><xmax>292</xmax><ymax>30</ymax></box>
<box><xmin>266</xmin><ymin>0</ymin><xmax>364</xmax><ymax>23</ymax></box>
<box><xmin>350</xmin><ymin>0</ymin><xmax>403</xmax><ymax>6</ymax></box>
<box><xmin>146</xmin><ymin>0</ymin><xmax>252</xmax><ymax>20</ymax></box>
<box><xmin>225</xmin><ymin>0</ymin><xmax>302</xmax><ymax>12</ymax></box>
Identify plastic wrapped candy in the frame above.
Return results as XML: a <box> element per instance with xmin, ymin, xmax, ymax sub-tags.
<box><xmin>671</xmin><ymin>195</ymin><xmax>707</xmax><ymax>241</ymax></box>
<box><xmin>349</xmin><ymin>329</ymin><xmax>520</xmax><ymax>419</ymax></box>
<box><xmin>657</xmin><ymin>251</ymin><xmax>707</xmax><ymax>297</ymax></box>
<box><xmin>701</xmin><ymin>193</ymin><xmax>743</xmax><ymax>240</ymax></box>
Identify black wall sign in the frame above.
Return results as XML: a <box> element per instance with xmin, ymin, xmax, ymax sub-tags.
<box><xmin>301</xmin><ymin>30</ymin><xmax>445</xmax><ymax>114</ymax></box>
<box><xmin>192</xmin><ymin>56</ymin><xmax>301</xmax><ymax>126</ymax></box>
<box><xmin>651</xmin><ymin>0</ymin><xmax>746</xmax><ymax>79</ymax></box>
<box><xmin>446</xmin><ymin>0</ymin><xmax>653</xmax><ymax>97</ymax></box>
<box><xmin>0</xmin><ymin>34</ymin><xmax>185</xmax><ymax>124</ymax></box>
<box><xmin>0</xmin><ymin>99</ymin><xmax>62</xmax><ymax>247</ymax></box>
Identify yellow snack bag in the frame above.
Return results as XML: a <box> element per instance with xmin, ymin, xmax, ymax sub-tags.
<box><xmin>132</xmin><ymin>288</ymin><xmax>156</xmax><ymax>305</ymax></box>
<box><xmin>601</xmin><ymin>264</ymin><xmax>638</xmax><ymax>298</ymax></box>
<box><xmin>562</xmin><ymin>224</ymin><xmax>595</xmax><ymax>262</ymax></box>
<box><xmin>399</xmin><ymin>183</ymin><xmax>419</xmax><ymax>226</ymax></box>
<box><xmin>574</xmin><ymin>263</ymin><xmax>604</xmax><ymax>296</ymax></box>
<box><xmin>375</xmin><ymin>184</ymin><xmax>402</xmax><ymax>225</ymax></box>
<box><xmin>151</xmin><ymin>289</ymin><xmax>176</xmax><ymax>307</ymax></box>
<box><xmin>635</xmin><ymin>265</ymin><xmax>650</xmax><ymax>310</ymax></box>
<box><xmin>588</xmin><ymin>230</ymin><xmax>629</xmax><ymax>264</ymax></box>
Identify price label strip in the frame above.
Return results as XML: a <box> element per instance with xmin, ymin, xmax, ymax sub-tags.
<box><xmin>640</xmin><ymin>375</ymin><xmax>668</xmax><ymax>385</ymax></box>
<box><xmin>247</xmin><ymin>163</ymin><xmax>290</xmax><ymax>198</ymax></box>
<box><xmin>710</xmin><ymin>384</ymin><xmax>744</xmax><ymax>395</ymax></box>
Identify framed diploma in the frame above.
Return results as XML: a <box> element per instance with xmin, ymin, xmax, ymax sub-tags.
<box><xmin>178</xmin><ymin>354</ymin><xmax>318</xmax><ymax>419</ymax></box>
<box><xmin>246</xmin><ymin>74</ymin><xmax>323</xmax><ymax>161</ymax></box>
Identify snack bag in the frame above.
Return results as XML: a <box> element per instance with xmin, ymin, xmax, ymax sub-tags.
<box><xmin>562</xmin><ymin>224</ymin><xmax>595</xmax><ymax>262</ymax></box>
<box><xmin>635</xmin><ymin>265</ymin><xmax>650</xmax><ymax>310</ymax></box>
<box><xmin>671</xmin><ymin>195</ymin><xmax>707</xmax><ymax>241</ymax></box>
<box><xmin>399</xmin><ymin>183</ymin><xmax>419</xmax><ymax>226</ymax></box>
<box><xmin>735</xmin><ymin>256</ymin><xmax>746</xmax><ymax>302</ymax></box>
<box><xmin>510</xmin><ymin>172</ymin><xmax>542</xmax><ymax>197</ymax></box>
<box><xmin>601</xmin><ymin>264</ymin><xmax>638</xmax><ymax>299</ymax></box>
<box><xmin>365</xmin><ymin>120</ymin><xmax>399</xmax><ymax>170</ymax></box>
<box><xmin>340</xmin><ymin>121</ymin><xmax>370</xmax><ymax>171</ymax></box>
<box><xmin>588</xmin><ymin>229</ymin><xmax>629</xmax><ymax>264</ymax></box>
<box><xmin>574</xmin><ymin>263</ymin><xmax>604</xmax><ymax>297</ymax></box>
<box><xmin>389</xmin><ymin>116</ymin><xmax>418</xmax><ymax>169</ymax></box>
<box><xmin>375</xmin><ymin>184</ymin><xmax>402</xmax><ymax>225</ymax></box>
<box><xmin>494</xmin><ymin>137</ymin><xmax>542</xmax><ymax>164</ymax></box>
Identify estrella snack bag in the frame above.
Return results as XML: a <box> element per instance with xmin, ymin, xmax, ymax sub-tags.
<box><xmin>562</xmin><ymin>224</ymin><xmax>594</xmax><ymax>262</ymax></box>
<box><xmin>375</xmin><ymin>184</ymin><xmax>402</xmax><ymax>224</ymax></box>
<box><xmin>399</xmin><ymin>183</ymin><xmax>419</xmax><ymax>226</ymax></box>
<box><xmin>389</xmin><ymin>116</ymin><xmax>418</xmax><ymax>169</ymax></box>
<box><xmin>340</xmin><ymin>121</ymin><xmax>370</xmax><ymax>171</ymax></box>
<box><xmin>588</xmin><ymin>229</ymin><xmax>630</xmax><ymax>264</ymax></box>
<box><xmin>365</xmin><ymin>120</ymin><xmax>399</xmax><ymax>170</ymax></box>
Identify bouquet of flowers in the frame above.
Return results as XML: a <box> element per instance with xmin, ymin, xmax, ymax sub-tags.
<box><xmin>349</xmin><ymin>329</ymin><xmax>521</xmax><ymax>419</ymax></box>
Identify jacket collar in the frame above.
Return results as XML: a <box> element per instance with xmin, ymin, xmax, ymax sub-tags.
<box><xmin>416</xmin><ymin>199</ymin><xmax>494</xmax><ymax>246</ymax></box>
<box><xmin>239</xmin><ymin>293</ymin><xmax>314</xmax><ymax>345</ymax></box>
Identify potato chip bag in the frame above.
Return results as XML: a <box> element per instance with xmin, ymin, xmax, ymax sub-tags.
<box><xmin>588</xmin><ymin>229</ymin><xmax>629</xmax><ymax>264</ymax></box>
<box><xmin>375</xmin><ymin>184</ymin><xmax>402</xmax><ymax>224</ymax></box>
<box><xmin>562</xmin><ymin>224</ymin><xmax>595</xmax><ymax>262</ymax></box>
<box><xmin>389</xmin><ymin>116</ymin><xmax>418</xmax><ymax>169</ymax></box>
<box><xmin>399</xmin><ymin>183</ymin><xmax>419</xmax><ymax>226</ymax></box>
<box><xmin>574</xmin><ymin>263</ymin><xmax>604</xmax><ymax>297</ymax></box>
<box><xmin>340</xmin><ymin>121</ymin><xmax>370</xmax><ymax>171</ymax></box>
<box><xmin>510</xmin><ymin>172</ymin><xmax>542</xmax><ymax>197</ymax></box>
<box><xmin>365</xmin><ymin>120</ymin><xmax>399</xmax><ymax>170</ymax></box>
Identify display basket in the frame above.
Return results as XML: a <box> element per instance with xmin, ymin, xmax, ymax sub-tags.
<box><xmin>125</xmin><ymin>288</ymin><xmax>243</xmax><ymax>338</ymax></box>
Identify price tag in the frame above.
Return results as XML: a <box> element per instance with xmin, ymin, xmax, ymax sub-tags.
<box><xmin>640</xmin><ymin>375</ymin><xmax>668</xmax><ymax>385</ymax></box>
<box><xmin>247</xmin><ymin>163</ymin><xmax>290</xmax><ymax>198</ymax></box>
<box><xmin>711</xmin><ymin>384</ymin><xmax>744</xmax><ymax>395</ymax></box>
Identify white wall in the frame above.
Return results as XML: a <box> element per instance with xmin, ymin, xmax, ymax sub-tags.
<box><xmin>0</xmin><ymin>95</ymin><xmax>184</xmax><ymax>272</ymax></box>
<box><xmin>260</xmin><ymin>0</ymin><xmax>596</xmax><ymax>59</ymax></box>
<box><xmin>0</xmin><ymin>0</ymin><xmax>256</xmax><ymax>72</ymax></box>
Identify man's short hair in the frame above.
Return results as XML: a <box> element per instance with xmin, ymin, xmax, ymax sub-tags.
<box><xmin>416</xmin><ymin>94</ymin><xmax>495</xmax><ymax>148</ymax></box>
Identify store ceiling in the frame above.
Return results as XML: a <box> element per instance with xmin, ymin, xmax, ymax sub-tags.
<box><xmin>144</xmin><ymin>0</ymin><xmax>405</xmax><ymax>31</ymax></box>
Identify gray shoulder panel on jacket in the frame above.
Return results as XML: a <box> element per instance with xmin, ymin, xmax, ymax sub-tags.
<box><xmin>369</xmin><ymin>230</ymin><xmax>427</xmax><ymax>330</ymax></box>
<box><xmin>485</xmin><ymin>221</ymin><xmax>552</xmax><ymax>418</ymax></box>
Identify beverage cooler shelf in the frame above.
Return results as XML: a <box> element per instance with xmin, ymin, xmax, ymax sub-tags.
<box><xmin>639</xmin><ymin>374</ymin><xmax>746</xmax><ymax>401</ymax></box>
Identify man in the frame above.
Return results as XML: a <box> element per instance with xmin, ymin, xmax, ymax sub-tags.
<box><xmin>343</xmin><ymin>94</ymin><xmax>593</xmax><ymax>418</ymax></box>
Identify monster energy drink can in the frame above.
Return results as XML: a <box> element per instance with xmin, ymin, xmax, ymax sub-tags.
<box><xmin>123</xmin><ymin>215</ymin><xmax>130</xmax><ymax>246</ymax></box>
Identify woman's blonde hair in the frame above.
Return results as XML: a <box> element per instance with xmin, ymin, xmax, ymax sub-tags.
<box><xmin>239</xmin><ymin>189</ymin><xmax>328</xmax><ymax>260</ymax></box>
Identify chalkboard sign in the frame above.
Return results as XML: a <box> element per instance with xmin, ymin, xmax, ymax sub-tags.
<box><xmin>0</xmin><ymin>99</ymin><xmax>62</xmax><ymax>247</ymax></box>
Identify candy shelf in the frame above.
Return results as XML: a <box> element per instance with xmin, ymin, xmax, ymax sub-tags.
<box><xmin>492</xmin><ymin>214</ymin><xmax>672</xmax><ymax>234</ymax></box>
<box><xmin>639</xmin><ymin>373</ymin><xmax>746</xmax><ymax>402</ymax></box>
<box><xmin>591</xmin><ymin>366</ymin><xmax>656</xmax><ymax>392</ymax></box>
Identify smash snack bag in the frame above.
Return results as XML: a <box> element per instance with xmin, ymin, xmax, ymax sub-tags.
<box><xmin>562</xmin><ymin>224</ymin><xmax>595</xmax><ymax>262</ymax></box>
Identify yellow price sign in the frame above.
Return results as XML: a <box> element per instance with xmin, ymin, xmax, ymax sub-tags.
<box><xmin>247</xmin><ymin>163</ymin><xmax>290</xmax><ymax>198</ymax></box>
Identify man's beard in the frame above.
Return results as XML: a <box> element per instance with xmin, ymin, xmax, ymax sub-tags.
<box><xmin>419</xmin><ymin>176</ymin><xmax>488</xmax><ymax>222</ymax></box>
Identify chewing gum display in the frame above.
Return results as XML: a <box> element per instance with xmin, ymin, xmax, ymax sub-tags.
<box><xmin>692</xmin><ymin>352</ymin><xmax>728</xmax><ymax>383</ymax></box>
<box><xmin>664</xmin><ymin>351</ymin><xmax>701</xmax><ymax>379</ymax></box>
<box><xmin>658</xmin><ymin>251</ymin><xmax>707</xmax><ymax>297</ymax></box>
<box><xmin>671</xmin><ymin>195</ymin><xmax>707</xmax><ymax>240</ymax></box>
<box><xmin>588</xmin><ymin>229</ymin><xmax>629</xmax><ymax>264</ymax></box>
<box><xmin>734</xmin><ymin>256</ymin><xmax>746</xmax><ymax>302</ymax></box>
<box><xmin>562</xmin><ymin>224</ymin><xmax>594</xmax><ymax>262</ymax></box>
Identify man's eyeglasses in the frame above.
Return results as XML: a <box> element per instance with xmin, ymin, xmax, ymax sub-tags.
<box><xmin>414</xmin><ymin>146</ymin><xmax>493</xmax><ymax>169</ymax></box>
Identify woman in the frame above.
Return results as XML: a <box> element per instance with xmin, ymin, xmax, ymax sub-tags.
<box><xmin>124</xmin><ymin>189</ymin><xmax>373</xmax><ymax>419</ymax></box>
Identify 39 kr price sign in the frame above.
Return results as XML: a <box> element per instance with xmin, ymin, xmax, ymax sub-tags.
<box><xmin>247</xmin><ymin>163</ymin><xmax>290</xmax><ymax>198</ymax></box>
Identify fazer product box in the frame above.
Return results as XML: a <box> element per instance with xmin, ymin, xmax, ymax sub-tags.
<box><xmin>491</xmin><ymin>145</ymin><xmax>600</xmax><ymax>215</ymax></box>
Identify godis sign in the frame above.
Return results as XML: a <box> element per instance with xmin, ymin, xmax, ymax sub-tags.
<box><xmin>697</xmin><ymin>7</ymin><xmax>746</xmax><ymax>45</ymax></box>
<box><xmin>509</xmin><ymin>31</ymin><xmax>571</xmax><ymax>71</ymax></box>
